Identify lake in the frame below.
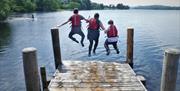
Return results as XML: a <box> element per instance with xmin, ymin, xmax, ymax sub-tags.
<box><xmin>0</xmin><ymin>10</ymin><xmax>180</xmax><ymax>91</ymax></box>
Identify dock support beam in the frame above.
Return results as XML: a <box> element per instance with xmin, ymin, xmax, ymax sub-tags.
<box><xmin>126</xmin><ymin>28</ymin><xmax>134</xmax><ymax>68</ymax></box>
<box><xmin>51</xmin><ymin>28</ymin><xmax>62</xmax><ymax>69</ymax></box>
<box><xmin>40</xmin><ymin>67</ymin><xmax>48</xmax><ymax>91</ymax></box>
<box><xmin>160</xmin><ymin>48</ymin><xmax>180</xmax><ymax>91</ymax></box>
<box><xmin>22</xmin><ymin>47</ymin><xmax>40</xmax><ymax>91</ymax></box>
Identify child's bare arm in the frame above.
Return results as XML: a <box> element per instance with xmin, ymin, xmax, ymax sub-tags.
<box><xmin>57</xmin><ymin>20</ymin><xmax>70</xmax><ymax>27</ymax></box>
<box><xmin>100</xmin><ymin>23</ymin><xmax>105</xmax><ymax>30</ymax></box>
<box><xmin>104</xmin><ymin>27</ymin><xmax>110</xmax><ymax>33</ymax></box>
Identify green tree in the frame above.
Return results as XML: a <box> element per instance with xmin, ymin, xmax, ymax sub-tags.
<box><xmin>36</xmin><ymin>0</ymin><xmax>60</xmax><ymax>11</ymax></box>
<box><xmin>80</xmin><ymin>0</ymin><xmax>91</xmax><ymax>10</ymax></box>
<box><xmin>116</xmin><ymin>3</ymin><xmax>129</xmax><ymax>9</ymax></box>
<box><xmin>68</xmin><ymin>2</ymin><xmax>81</xmax><ymax>9</ymax></box>
<box><xmin>91</xmin><ymin>3</ymin><xmax>104</xmax><ymax>10</ymax></box>
<box><xmin>108</xmin><ymin>4</ymin><xmax>116</xmax><ymax>9</ymax></box>
<box><xmin>99</xmin><ymin>4</ymin><xmax>104</xmax><ymax>9</ymax></box>
<box><xmin>23</xmin><ymin>0</ymin><xmax>36</xmax><ymax>12</ymax></box>
<box><xmin>0</xmin><ymin>0</ymin><xmax>12</xmax><ymax>20</ymax></box>
<box><xmin>36</xmin><ymin>0</ymin><xmax>44</xmax><ymax>11</ymax></box>
<box><xmin>13</xmin><ymin>0</ymin><xmax>36</xmax><ymax>12</ymax></box>
<box><xmin>71</xmin><ymin>0</ymin><xmax>80</xmax><ymax>3</ymax></box>
<box><xmin>91</xmin><ymin>3</ymin><xmax>98</xmax><ymax>9</ymax></box>
<box><xmin>86</xmin><ymin>0</ymin><xmax>91</xmax><ymax>10</ymax></box>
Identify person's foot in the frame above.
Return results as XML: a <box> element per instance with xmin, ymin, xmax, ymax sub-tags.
<box><xmin>88</xmin><ymin>53</ymin><xmax>91</xmax><ymax>57</ymax></box>
<box><xmin>74</xmin><ymin>40</ymin><xmax>79</xmax><ymax>43</ymax></box>
<box><xmin>93</xmin><ymin>50</ymin><xmax>96</xmax><ymax>54</ymax></box>
<box><xmin>116</xmin><ymin>49</ymin><xmax>120</xmax><ymax>54</ymax></box>
<box><xmin>106</xmin><ymin>50</ymin><xmax>110</xmax><ymax>55</ymax></box>
<box><xmin>81</xmin><ymin>42</ymin><xmax>84</xmax><ymax>47</ymax></box>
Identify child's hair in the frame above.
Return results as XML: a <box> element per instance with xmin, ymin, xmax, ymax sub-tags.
<box><xmin>73</xmin><ymin>8</ymin><xmax>79</xmax><ymax>14</ymax></box>
<box><xmin>94</xmin><ymin>13</ymin><xmax>99</xmax><ymax>19</ymax></box>
<box><xmin>108</xmin><ymin>20</ymin><xmax>113</xmax><ymax>24</ymax></box>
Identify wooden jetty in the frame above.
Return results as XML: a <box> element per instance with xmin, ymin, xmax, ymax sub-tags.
<box><xmin>48</xmin><ymin>61</ymin><xmax>147</xmax><ymax>91</ymax></box>
<box><xmin>21</xmin><ymin>28</ymin><xmax>180</xmax><ymax>91</ymax></box>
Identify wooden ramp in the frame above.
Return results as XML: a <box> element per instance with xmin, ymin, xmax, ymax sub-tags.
<box><xmin>48</xmin><ymin>61</ymin><xmax>147</xmax><ymax>91</ymax></box>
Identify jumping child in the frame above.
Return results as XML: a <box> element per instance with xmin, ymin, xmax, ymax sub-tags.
<box><xmin>87</xmin><ymin>13</ymin><xmax>105</xmax><ymax>56</ymax></box>
<box><xmin>104</xmin><ymin>20</ymin><xmax>119</xmax><ymax>55</ymax></box>
<box><xmin>57</xmin><ymin>8</ymin><xmax>88</xmax><ymax>47</ymax></box>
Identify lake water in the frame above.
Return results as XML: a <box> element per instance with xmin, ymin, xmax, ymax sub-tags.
<box><xmin>0</xmin><ymin>10</ymin><xmax>180</xmax><ymax>91</ymax></box>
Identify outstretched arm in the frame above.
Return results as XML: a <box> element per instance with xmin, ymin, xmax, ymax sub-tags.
<box><xmin>57</xmin><ymin>20</ymin><xmax>70</xmax><ymax>27</ymax></box>
<box><xmin>80</xmin><ymin>15</ymin><xmax>89</xmax><ymax>23</ymax></box>
<box><xmin>100</xmin><ymin>22</ymin><xmax>105</xmax><ymax>30</ymax></box>
<box><xmin>104</xmin><ymin>27</ymin><xmax>109</xmax><ymax>33</ymax></box>
<box><xmin>84</xmin><ymin>18</ymin><xmax>89</xmax><ymax>23</ymax></box>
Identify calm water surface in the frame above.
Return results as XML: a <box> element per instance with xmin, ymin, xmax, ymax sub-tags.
<box><xmin>0</xmin><ymin>10</ymin><xmax>180</xmax><ymax>91</ymax></box>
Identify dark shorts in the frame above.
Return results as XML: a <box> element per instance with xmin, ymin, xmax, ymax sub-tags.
<box><xmin>105</xmin><ymin>39</ymin><xmax>117</xmax><ymax>45</ymax></box>
<box><xmin>87</xmin><ymin>29</ymin><xmax>100</xmax><ymax>41</ymax></box>
<box><xmin>69</xmin><ymin>26</ymin><xmax>85</xmax><ymax>37</ymax></box>
<box><xmin>71</xmin><ymin>26</ymin><xmax>82</xmax><ymax>34</ymax></box>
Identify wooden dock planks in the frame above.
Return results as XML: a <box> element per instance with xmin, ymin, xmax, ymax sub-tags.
<box><xmin>48</xmin><ymin>61</ymin><xmax>147</xmax><ymax>91</ymax></box>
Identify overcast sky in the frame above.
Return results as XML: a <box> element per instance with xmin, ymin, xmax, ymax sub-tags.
<box><xmin>91</xmin><ymin>0</ymin><xmax>180</xmax><ymax>6</ymax></box>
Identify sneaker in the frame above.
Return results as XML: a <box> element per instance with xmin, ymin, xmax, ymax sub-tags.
<box><xmin>106</xmin><ymin>50</ymin><xmax>110</xmax><ymax>55</ymax></box>
<box><xmin>74</xmin><ymin>40</ymin><xmax>79</xmax><ymax>43</ymax></box>
<box><xmin>81</xmin><ymin>42</ymin><xmax>84</xmax><ymax>47</ymax></box>
<box><xmin>93</xmin><ymin>50</ymin><xmax>96</xmax><ymax>54</ymax></box>
<box><xmin>116</xmin><ymin>49</ymin><xmax>120</xmax><ymax>54</ymax></box>
<box><xmin>88</xmin><ymin>52</ymin><xmax>91</xmax><ymax>57</ymax></box>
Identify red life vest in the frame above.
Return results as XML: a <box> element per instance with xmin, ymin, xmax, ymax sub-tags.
<box><xmin>71</xmin><ymin>14</ymin><xmax>81</xmax><ymax>26</ymax></box>
<box><xmin>88</xmin><ymin>18</ymin><xmax>99</xmax><ymax>30</ymax></box>
<box><xmin>107</xmin><ymin>25</ymin><xmax>118</xmax><ymax>37</ymax></box>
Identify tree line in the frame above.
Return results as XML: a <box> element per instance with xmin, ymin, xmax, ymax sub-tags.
<box><xmin>0</xmin><ymin>0</ymin><xmax>129</xmax><ymax>21</ymax></box>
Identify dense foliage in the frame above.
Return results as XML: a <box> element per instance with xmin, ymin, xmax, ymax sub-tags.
<box><xmin>0</xmin><ymin>0</ymin><xmax>129</xmax><ymax>21</ymax></box>
<box><xmin>36</xmin><ymin>0</ymin><xmax>61</xmax><ymax>11</ymax></box>
<box><xmin>13</xmin><ymin>0</ymin><xmax>36</xmax><ymax>12</ymax></box>
<box><xmin>0</xmin><ymin>0</ymin><xmax>12</xmax><ymax>20</ymax></box>
<box><xmin>116</xmin><ymin>3</ymin><xmax>129</xmax><ymax>9</ymax></box>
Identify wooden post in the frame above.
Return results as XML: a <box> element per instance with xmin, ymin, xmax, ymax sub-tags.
<box><xmin>126</xmin><ymin>28</ymin><xmax>134</xmax><ymax>68</ymax></box>
<box><xmin>160</xmin><ymin>48</ymin><xmax>180</xmax><ymax>91</ymax></box>
<box><xmin>40</xmin><ymin>67</ymin><xmax>48</xmax><ymax>91</ymax></box>
<box><xmin>22</xmin><ymin>47</ymin><xmax>40</xmax><ymax>91</ymax></box>
<box><xmin>51</xmin><ymin>28</ymin><xmax>62</xmax><ymax>69</ymax></box>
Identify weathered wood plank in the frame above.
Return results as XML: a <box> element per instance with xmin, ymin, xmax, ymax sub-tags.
<box><xmin>49</xmin><ymin>61</ymin><xmax>147</xmax><ymax>91</ymax></box>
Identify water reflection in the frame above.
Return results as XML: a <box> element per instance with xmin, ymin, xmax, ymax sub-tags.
<box><xmin>0</xmin><ymin>23</ymin><xmax>11</xmax><ymax>53</ymax></box>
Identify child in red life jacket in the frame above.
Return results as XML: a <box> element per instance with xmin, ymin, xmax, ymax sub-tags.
<box><xmin>87</xmin><ymin>13</ymin><xmax>105</xmax><ymax>57</ymax></box>
<box><xmin>57</xmin><ymin>8</ymin><xmax>88</xmax><ymax>47</ymax></box>
<box><xmin>104</xmin><ymin>20</ymin><xmax>119</xmax><ymax>55</ymax></box>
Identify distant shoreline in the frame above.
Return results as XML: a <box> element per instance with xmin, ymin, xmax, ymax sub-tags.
<box><xmin>131</xmin><ymin>5</ymin><xmax>180</xmax><ymax>10</ymax></box>
<box><xmin>2</xmin><ymin>8</ymin><xmax>180</xmax><ymax>22</ymax></box>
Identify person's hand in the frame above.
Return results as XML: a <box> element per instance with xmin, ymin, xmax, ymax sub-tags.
<box><xmin>104</xmin><ymin>29</ymin><xmax>109</xmax><ymax>33</ymax></box>
<box><xmin>57</xmin><ymin>24</ymin><xmax>62</xmax><ymax>27</ymax></box>
<box><xmin>85</xmin><ymin>19</ymin><xmax>89</xmax><ymax>23</ymax></box>
<box><xmin>57</xmin><ymin>25</ymin><xmax>60</xmax><ymax>27</ymax></box>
